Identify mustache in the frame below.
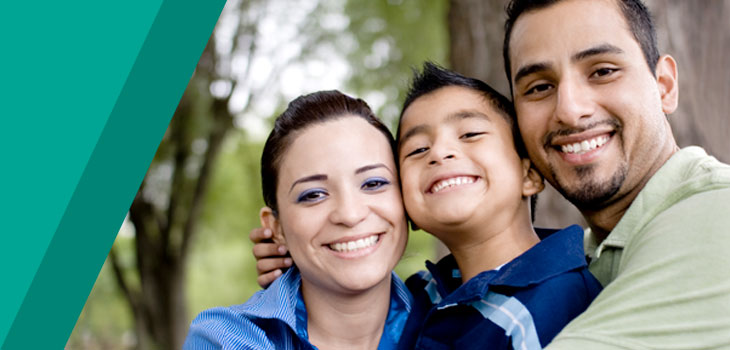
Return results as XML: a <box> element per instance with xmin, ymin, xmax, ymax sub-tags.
<box><xmin>543</xmin><ymin>119</ymin><xmax>621</xmax><ymax>148</ymax></box>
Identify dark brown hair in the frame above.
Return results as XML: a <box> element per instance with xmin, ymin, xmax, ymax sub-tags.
<box><xmin>261</xmin><ymin>90</ymin><xmax>395</xmax><ymax>214</ymax></box>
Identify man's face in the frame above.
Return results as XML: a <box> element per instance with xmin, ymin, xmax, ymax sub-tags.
<box><xmin>508</xmin><ymin>0</ymin><xmax>677</xmax><ymax>210</ymax></box>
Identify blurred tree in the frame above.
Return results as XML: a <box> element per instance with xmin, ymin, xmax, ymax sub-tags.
<box><xmin>447</xmin><ymin>0</ymin><xmax>730</xmax><ymax>229</ymax></box>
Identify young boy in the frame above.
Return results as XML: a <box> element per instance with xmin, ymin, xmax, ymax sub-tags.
<box><xmin>394</xmin><ymin>62</ymin><xmax>601</xmax><ymax>349</ymax></box>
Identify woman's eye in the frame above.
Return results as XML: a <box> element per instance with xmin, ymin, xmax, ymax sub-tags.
<box><xmin>362</xmin><ymin>177</ymin><xmax>391</xmax><ymax>191</ymax></box>
<box><xmin>405</xmin><ymin>147</ymin><xmax>428</xmax><ymax>158</ymax></box>
<box><xmin>296</xmin><ymin>189</ymin><xmax>327</xmax><ymax>203</ymax></box>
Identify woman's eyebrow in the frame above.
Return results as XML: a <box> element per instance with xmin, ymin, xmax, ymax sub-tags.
<box><xmin>356</xmin><ymin>163</ymin><xmax>393</xmax><ymax>175</ymax></box>
<box><xmin>289</xmin><ymin>174</ymin><xmax>327</xmax><ymax>193</ymax></box>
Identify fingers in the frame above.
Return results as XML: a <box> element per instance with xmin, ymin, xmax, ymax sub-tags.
<box><xmin>253</xmin><ymin>242</ymin><xmax>288</xmax><ymax>260</ymax></box>
<box><xmin>256</xmin><ymin>257</ymin><xmax>293</xmax><ymax>288</ymax></box>
<box><xmin>249</xmin><ymin>227</ymin><xmax>273</xmax><ymax>244</ymax></box>
<box><xmin>257</xmin><ymin>270</ymin><xmax>282</xmax><ymax>289</ymax></box>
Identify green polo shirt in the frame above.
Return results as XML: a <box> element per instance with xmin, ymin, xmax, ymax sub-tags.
<box><xmin>547</xmin><ymin>147</ymin><xmax>730</xmax><ymax>350</ymax></box>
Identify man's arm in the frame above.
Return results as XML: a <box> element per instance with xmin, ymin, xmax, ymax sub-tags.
<box><xmin>249</xmin><ymin>227</ymin><xmax>292</xmax><ymax>288</ymax></box>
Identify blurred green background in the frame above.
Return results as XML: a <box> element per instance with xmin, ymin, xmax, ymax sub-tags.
<box><xmin>66</xmin><ymin>0</ymin><xmax>730</xmax><ymax>349</ymax></box>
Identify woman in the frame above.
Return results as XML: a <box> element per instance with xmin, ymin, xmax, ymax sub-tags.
<box><xmin>184</xmin><ymin>91</ymin><xmax>410</xmax><ymax>349</ymax></box>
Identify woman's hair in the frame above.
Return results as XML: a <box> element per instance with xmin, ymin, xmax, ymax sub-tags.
<box><xmin>261</xmin><ymin>90</ymin><xmax>395</xmax><ymax>214</ymax></box>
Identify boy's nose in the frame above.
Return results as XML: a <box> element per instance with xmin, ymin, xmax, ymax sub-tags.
<box><xmin>429</xmin><ymin>153</ymin><xmax>455</xmax><ymax>165</ymax></box>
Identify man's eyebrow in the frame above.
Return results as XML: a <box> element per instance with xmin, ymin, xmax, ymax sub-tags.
<box><xmin>514</xmin><ymin>62</ymin><xmax>552</xmax><ymax>86</ymax></box>
<box><xmin>355</xmin><ymin>163</ymin><xmax>393</xmax><ymax>175</ymax></box>
<box><xmin>399</xmin><ymin>124</ymin><xmax>429</xmax><ymax>148</ymax></box>
<box><xmin>289</xmin><ymin>174</ymin><xmax>327</xmax><ymax>193</ymax></box>
<box><xmin>572</xmin><ymin>43</ymin><xmax>624</xmax><ymax>62</ymax></box>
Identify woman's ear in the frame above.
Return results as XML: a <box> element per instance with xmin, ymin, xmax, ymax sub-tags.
<box><xmin>260</xmin><ymin>207</ymin><xmax>286</xmax><ymax>246</ymax></box>
<box><xmin>521</xmin><ymin>158</ymin><xmax>545</xmax><ymax>197</ymax></box>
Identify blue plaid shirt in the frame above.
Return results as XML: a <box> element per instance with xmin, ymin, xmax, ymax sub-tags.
<box><xmin>398</xmin><ymin>225</ymin><xmax>602</xmax><ymax>350</ymax></box>
<box><xmin>184</xmin><ymin>266</ymin><xmax>412</xmax><ymax>349</ymax></box>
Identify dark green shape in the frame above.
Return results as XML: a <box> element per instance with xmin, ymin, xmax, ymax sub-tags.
<box><xmin>1</xmin><ymin>0</ymin><xmax>226</xmax><ymax>348</ymax></box>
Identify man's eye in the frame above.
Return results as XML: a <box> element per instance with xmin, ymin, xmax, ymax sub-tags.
<box><xmin>460</xmin><ymin>132</ymin><xmax>485</xmax><ymax>139</ymax></box>
<box><xmin>296</xmin><ymin>189</ymin><xmax>327</xmax><ymax>203</ymax></box>
<box><xmin>362</xmin><ymin>177</ymin><xmax>391</xmax><ymax>191</ymax></box>
<box><xmin>524</xmin><ymin>83</ymin><xmax>553</xmax><ymax>96</ymax></box>
<box><xmin>405</xmin><ymin>147</ymin><xmax>428</xmax><ymax>158</ymax></box>
<box><xmin>592</xmin><ymin>67</ymin><xmax>618</xmax><ymax>78</ymax></box>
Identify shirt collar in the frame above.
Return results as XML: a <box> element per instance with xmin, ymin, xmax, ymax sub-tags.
<box><xmin>237</xmin><ymin>266</ymin><xmax>413</xmax><ymax>347</ymax></box>
<box><xmin>426</xmin><ymin>225</ymin><xmax>589</xmax><ymax>303</ymax></box>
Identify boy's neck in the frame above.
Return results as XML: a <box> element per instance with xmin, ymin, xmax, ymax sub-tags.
<box><xmin>445</xmin><ymin>221</ymin><xmax>540</xmax><ymax>283</ymax></box>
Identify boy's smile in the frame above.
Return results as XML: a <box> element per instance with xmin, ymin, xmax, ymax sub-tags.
<box><xmin>398</xmin><ymin>86</ymin><xmax>541</xmax><ymax>244</ymax></box>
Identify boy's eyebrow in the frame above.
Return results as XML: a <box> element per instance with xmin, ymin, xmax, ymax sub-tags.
<box><xmin>446</xmin><ymin>110</ymin><xmax>492</xmax><ymax>123</ymax></box>
<box><xmin>513</xmin><ymin>43</ymin><xmax>624</xmax><ymax>85</ymax></box>
<box><xmin>289</xmin><ymin>174</ymin><xmax>327</xmax><ymax>193</ymax></box>
<box><xmin>399</xmin><ymin>124</ymin><xmax>430</xmax><ymax>149</ymax></box>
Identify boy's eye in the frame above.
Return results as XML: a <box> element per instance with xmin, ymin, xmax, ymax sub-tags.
<box><xmin>296</xmin><ymin>188</ymin><xmax>327</xmax><ymax>203</ymax></box>
<box><xmin>361</xmin><ymin>177</ymin><xmax>391</xmax><ymax>191</ymax></box>
<box><xmin>405</xmin><ymin>147</ymin><xmax>429</xmax><ymax>158</ymax></box>
<box><xmin>460</xmin><ymin>132</ymin><xmax>485</xmax><ymax>139</ymax></box>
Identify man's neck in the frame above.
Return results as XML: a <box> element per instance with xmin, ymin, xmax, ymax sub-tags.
<box><xmin>583</xmin><ymin>143</ymin><xmax>680</xmax><ymax>244</ymax></box>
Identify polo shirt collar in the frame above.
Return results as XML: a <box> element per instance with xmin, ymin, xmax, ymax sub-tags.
<box><xmin>426</xmin><ymin>225</ymin><xmax>588</xmax><ymax>304</ymax></box>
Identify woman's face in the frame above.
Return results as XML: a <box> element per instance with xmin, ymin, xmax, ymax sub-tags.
<box><xmin>268</xmin><ymin>116</ymin><xmax>407</xmax><ymax>295</ymax></box>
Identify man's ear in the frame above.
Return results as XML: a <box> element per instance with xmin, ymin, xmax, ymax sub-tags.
<box><xmin>655</xmin><ymin>54</ymin><xmax>679</xmax><ymax>115</ymax></box>
<box><xmin>521</xmin><ymin>158</ymin><xmax>544</xmax><ymax>197</ymax></box>
<box><xmin>260</xmin><ymin>207</ymin><xmax>286</xmax><ymax>246</ymax></box>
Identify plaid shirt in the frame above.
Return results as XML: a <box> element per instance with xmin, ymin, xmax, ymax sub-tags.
<box><xmin>398</xmin><ymin>225</ymin><xmax>602</xmax><ymax>350</ymax></box>
<box><xmin>184</xmin><ymin>266</ymin><xmax>412</xmax><ymax>350</ymax></box>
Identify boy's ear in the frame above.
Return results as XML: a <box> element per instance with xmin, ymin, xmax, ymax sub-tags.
<box><xmin>521</xmin><ymin>158</ymin><xmax>544</xmax><ymax>197</ymax></box>
<box><xmin>259</xmin><ymin>207</ymin><xmax>286</xmax><ymax>246</ymax></box>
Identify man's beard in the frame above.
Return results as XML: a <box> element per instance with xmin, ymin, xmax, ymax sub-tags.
<box><xmin>553</xmin><ymin>162</ymin><xmax>628</xmax><ymax>211</ymax></box>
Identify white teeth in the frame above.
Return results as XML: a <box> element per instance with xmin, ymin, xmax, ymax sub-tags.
<box><xmin>430</xmin><ymin>176</ymin><xmax>475</xmax><ymax>193</ymax></box>
<box><xmin>329</xmin><ymin>235</ymin><xmax>379</xmax><ymax>253</ymax></box>
<box><xmin>560</xmin><ymin>135</ymin><xmax>610</xmax><ymax>154</ymax></box>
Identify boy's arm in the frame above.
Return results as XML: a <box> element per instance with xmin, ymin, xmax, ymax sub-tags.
<box><xmin>546</xmin><ymin>189</ymin><xmax>730</xmax><ymax>350</ymax></box>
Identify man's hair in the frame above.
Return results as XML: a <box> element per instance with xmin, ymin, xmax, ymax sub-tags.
<box><xmin>502</xmin><ymin>0</ymin><xmax>659</xmax><ymax>94</ymax></box>
<box><xmin>399</xmin><ymin>62</ymin><xmax>525</xmax><ymax>158</ymax></box>
<box><xmin>398</xmin><ymin>62</ymin><xmax>537</xmax><ymax>221</ymax></box>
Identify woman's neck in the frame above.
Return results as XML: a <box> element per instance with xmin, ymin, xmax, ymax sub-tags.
<box><xmin>300</xmin><ymin>275</ymin><xmax>392</xmax><ymax>350</ymax></box>
<box><xmin>446</xmin><ymin>214</ymin><xmax>539</xmax><ymax>283</ymax></box>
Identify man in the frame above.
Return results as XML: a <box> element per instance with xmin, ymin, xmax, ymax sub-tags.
<box><xmin>504</xmin><ymin>0</ymin><xmax>730</xmax><ymax>348</ymax></box>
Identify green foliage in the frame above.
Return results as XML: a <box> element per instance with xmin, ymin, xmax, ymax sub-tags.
<box><xmin>344</xmin><ymin>0</ymin><xmax>449</xmax><ymax>128</ymax></box>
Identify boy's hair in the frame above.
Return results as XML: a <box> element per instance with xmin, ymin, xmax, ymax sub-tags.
<box><xmin>398</xmin><ymin>62</ymin><xmax>525</xmax><ymax>158</ymax></box>
<box><xmin>398</xmin><ymin>62</ymin><xmax>537</xmax><ymax>221</ymax></box>
<box><xmin>502</xmin><ymin>0</ymin><xmax>659</xmax><ymax>95</ymax></box>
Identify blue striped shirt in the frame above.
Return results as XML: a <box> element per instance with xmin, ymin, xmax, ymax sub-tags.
<box><xmin>398</xmin><ymin>225</ymin><xmax>602</xmax><ymax>350</ymax></box>
<box><xmin>184</xmin><ymin>266</ymin><xmax>412</xmax><ymax>349</ymax></box>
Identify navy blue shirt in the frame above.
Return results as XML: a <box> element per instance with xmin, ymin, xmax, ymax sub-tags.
<box><xmin>398</xmin><ymin>225</ymin><xmax>602</xmax><ymax>350</ymax></box>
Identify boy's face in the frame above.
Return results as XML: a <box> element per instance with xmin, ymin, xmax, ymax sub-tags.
<box><xmin>398</xmin><ymin>86</ymin><xmax>541</xmax><ymax>243</ymax></box>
